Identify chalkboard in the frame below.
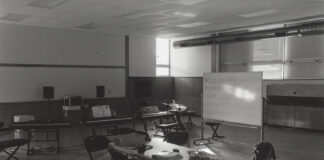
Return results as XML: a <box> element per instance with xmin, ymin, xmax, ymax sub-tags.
<box><xmin>203</xmin><ymin>72</ymin><xmax>263</xmax><ymax>126</ymax></box>
<box><xmin>0</xmin><ymin>67</ymin><xmax>125</xmax><ymax>102</ymax></box>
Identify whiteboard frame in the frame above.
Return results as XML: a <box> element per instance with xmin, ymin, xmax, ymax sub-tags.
<box><xmin>202</xmin><ymin>72</ymin><xmax>264</xmax><ymax>141</ymax></box>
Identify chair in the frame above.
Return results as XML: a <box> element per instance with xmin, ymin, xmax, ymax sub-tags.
<box><xmin>251</xmin><ymin>142</ymin><xmax>276</xmax><ymax>160</ymax></box>
<box><xmin>0</xmin><ymin>122</ymin><xmax>29</xmax><ymax>160</ymax></box>
<box><xmin>84</xmin><ymin>135</ymin><xmax>111</xmax><ymax>160</ymax></box>
<box><xmin>155</xmin><ymin>122</ymin><xmax>178</xmax><ymax>139</ymax></box>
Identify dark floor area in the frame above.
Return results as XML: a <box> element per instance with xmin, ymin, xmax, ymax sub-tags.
<box><xmin>1</xmin><ymin>117</ymin><xmax>324</xmax><ymax>160</ymax></box>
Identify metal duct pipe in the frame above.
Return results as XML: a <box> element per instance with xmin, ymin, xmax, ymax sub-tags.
<box><xmin>173</xmin><ymin>20</ymin><xmax>324</xmax><ymax>48</ymax></box>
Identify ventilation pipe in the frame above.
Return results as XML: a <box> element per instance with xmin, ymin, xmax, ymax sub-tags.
<box><xmin>173</xmin><ymin>20</ymin><xmax>324</xmax><ymax>48</ymax></box>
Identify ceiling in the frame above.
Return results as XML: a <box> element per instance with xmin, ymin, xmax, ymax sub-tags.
<box><xmin>0</xmin><ymin>0</ymin><xmax>323</xmax><ymax>38</ymax></box>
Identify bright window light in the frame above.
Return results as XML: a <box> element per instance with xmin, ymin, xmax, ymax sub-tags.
<box><xmin>156</xmin><ymin>38</ymin><xmax>170</xmax><ymax>77</ymax></box>
<box><xmin>156</xmin><ymin>38</ymin><xmax>169</xmax><ymax>65</ymax></box>
<box><xmin>156</xmin><ymin>67</ymin><xmax>169</xmax><ymax>76</ymax></box>
<box><xmin>253</xmin><ymin>38</ymin><xmax>284</xmax><ymax>61</ymax></box>
<box><xmin>251</xmin><ymin>64</ymin><xmax>283</xmax><ymax>79</ymax></box>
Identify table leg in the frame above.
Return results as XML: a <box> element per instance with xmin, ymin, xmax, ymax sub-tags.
<box><xmin>56</xmin><ymin>129</ymin><xmax>60</xmax><ymax>154</ymax></box>
<box><xmin>27</xmin><ymin>130</ymin><xmax>31</xmax><ymax>155</ymax></box>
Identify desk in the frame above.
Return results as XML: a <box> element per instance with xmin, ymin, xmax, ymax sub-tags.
<box><xmin>109</xmin><ymin>138</ymin><xmax>192</xmax><ymax>160</ymax></box>
<box><xmin>10</xmin><ymin>121</ymin><xmax>72</xmax><ymax>155</ymax></box>
<box><xmin>84</xmin><ymin>117</ymin><xmax>133</xmax><ymax>135</ymax></box>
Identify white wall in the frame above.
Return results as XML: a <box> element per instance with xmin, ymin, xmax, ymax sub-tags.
<box><xmin>0</xmin><ymin>23</ymin><xmax>125</xmax><ymax>66</ymax></box>
<box><xmin>171</xmin><ymin>44</ymin><xmax>211</xmax><ymax>77</ymax></box>
<box><xmin>129</xmin><ymin>36</ymin><xmax>156</xmax><ymax>77</ymax></box>
<box><xmin>0</xmin><ymin>23</ymin><xmax>126</xmax><ymax>102</ymax></box>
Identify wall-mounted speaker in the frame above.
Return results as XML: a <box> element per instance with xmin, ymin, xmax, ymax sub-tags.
<box><xmin>96</xmin><ymin>86</ymin><xmax>105</xmax><ymax>98</ymax></box>
<box><xmin>43</xmin><ymin>86</ymin><xmax>54</xmax><ymax>99</ymax></box>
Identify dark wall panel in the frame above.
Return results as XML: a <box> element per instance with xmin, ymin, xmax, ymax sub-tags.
<box><xmin>128</xmin><ymin>77</ymin><xmax>175</xmax><ymax>113</ymax></box>
<box><xmin>174</xmin><ymin>77</ymin><xmax>203</xmax><ymax>115</ymax></box>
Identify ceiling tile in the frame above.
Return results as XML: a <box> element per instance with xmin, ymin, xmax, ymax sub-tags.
<box><xmin>0</xmin><ymin>0</ymin><xmax>322</xmax><ymax>38</ymax></box>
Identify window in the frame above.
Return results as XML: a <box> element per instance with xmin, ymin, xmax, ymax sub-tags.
<box><xmin>250</xmin><ymin>38</ymin><xmax>284</xmax><ymax>79</ymax></box>
<box><xmin>156</xmin><ymin>38</ymin><xmax>170</xmax><ymax>76</ymax></box>
<box><xmin>251</xmin><ymin>64</ymin><xmax>284</xmax><ymax>79</ymax></box>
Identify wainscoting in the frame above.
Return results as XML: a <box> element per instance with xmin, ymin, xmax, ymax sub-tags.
<box><xmin>128</xmin><ymin>77</ymin><xmax>175</xmax><ymax>112</ymax></box>
<box><xmin>174</xmin><ymin>77</ymin><xmax>203</xmax><ymax>115</ymax></box>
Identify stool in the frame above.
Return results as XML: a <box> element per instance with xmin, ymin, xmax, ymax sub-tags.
<box><xmin>155</xmin><ymin>122</ymin><xmax>178</xmax><ymax>141</ymax></box>
<box><xmin>205</xmin><ymin>122</ymin><xmax>224</xmax><ymax>140</ymax></box>
<box><xmin>184</xmin><ymin>110</ymin><xmax>196</xmax><ymax>126</ymax></box>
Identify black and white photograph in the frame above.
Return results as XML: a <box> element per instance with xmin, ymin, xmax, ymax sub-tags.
<box><xmin>0</xmin><ymin>0</ymin><xmax>323</xmax><ymax>159</ymax></box>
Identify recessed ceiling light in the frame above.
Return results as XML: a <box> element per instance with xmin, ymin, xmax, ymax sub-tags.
<box><xmin>76</xmin><ymin>23</ymin><xmax>99</xmax><ymax>30</ymax></box>
<box><xmin>177</xmin><ymin>22</ymin><xmax>210</xmax><ymax>28</ymax></box>
<box><xmin>1</xmin><ymin>13</ymin><xmax>30</xmax><ymax>22</ymax></box>
<box><xmin>174</xmin><ymin>12</ymin><xmax>196</xmax><ymax>17</ymax></box>
<box><xmin>29</xmin><ymin>0</ymin><xmax>69</xmax><ymax>9</ymax></box>
<box><xmin>239</xmin><ymin>9</ymin><xmax>280</xmax><ymax>18</ymax></box>
<box><xmin>161</xmin><ymin>0</ymin><xmax>207</xmax><ymax>5</ymax></box>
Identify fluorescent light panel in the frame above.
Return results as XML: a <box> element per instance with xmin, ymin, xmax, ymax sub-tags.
<box><xmin>177</xmin><ymin>21</ymin><xmax>209</xmax><ymax>28</ymax></box>
<box><xmin>29</xmin><ymin>0</ymin><xmax>69</xmax><ymax>9</ymax></box>
<box><xmin>1</xmin><ymin>13</ymin><xmax>30</xmax><ymax>22</ymax></box>
<box><xmin>76</xmin><ymin>23</ymin><xmax>99</xmax><ymax>30</ymax></box>
<box><xmin>174</xmin><ymin>12</ymin><xmax>196</xmax><ymax>17</ymax></box>
<box><xmin>161</xmin><ymin>0</ymin><xmax>207</xmax><ymax>5</ymax></box>
<box><xmin>117</xmin><ymin>11</ymin><xmax>149</xmax><ymax>19</ymax></box>
<box><xmin>239</xmin><ymin>9</ymin><xmax>280</xmax><ymax>18</ymax></box>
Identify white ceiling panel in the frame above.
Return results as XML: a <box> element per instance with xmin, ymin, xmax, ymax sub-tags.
<box><xmin>0</xmin><ymin>0</ymin><xmax>322</xmax><ymax>37</ymax></box>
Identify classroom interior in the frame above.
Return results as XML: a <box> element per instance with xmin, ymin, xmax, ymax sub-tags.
<box><xmin>0</xmin><ymin>0</ymin><xmax>323</xmax><ymax>160</ymax></box>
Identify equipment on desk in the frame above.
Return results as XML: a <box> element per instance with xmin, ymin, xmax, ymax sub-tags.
<box><xmin>63</xmin><ymin>96</ymin><xmax>85</xmax><ymax>122</ymax></box>
<box><xmin>91</xmin><ymin>105</ymin><xmax>113</xmax><ymax>118</ymax></box>
<box><xmin>141</xmin><ymin>106</ymin><xmax>159</xmax><ymax>114</ymax></box>
<box><xmin>13</xmin><ymin>115</ymin><xmax>35</xmax><ymax>139</ymax></box>
<box><xmin>163</xmin><ymin>100</ymin><xmax>188</xmax><ymax>112</ymax></box>
<box><xmin>63</xmin><ymin>96</ymin><xmax>83</xmax><ymax>106</ymax></box>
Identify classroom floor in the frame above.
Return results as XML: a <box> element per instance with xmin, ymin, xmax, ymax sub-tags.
<box><xmin>1</xmin><ymin>117</ymin><xmax>324</xmax><ymax>160</ymax></box>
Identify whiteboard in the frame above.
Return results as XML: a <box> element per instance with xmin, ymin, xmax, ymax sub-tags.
<box><xmin>0</xmin><ymin>67</ymin><xmax>125</xmax><ymax>102</ymax></box>
<box><xmin>203</xmin><ymin>72</ymin><xmax>263</xmax><ymax>126</ymax></box>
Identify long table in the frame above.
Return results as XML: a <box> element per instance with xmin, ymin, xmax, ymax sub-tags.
<box><xmin>84</xmin><ymin>117</ymin><xmax>133</xmax><ymax>135</ymax></box>
<box><xmin>9</xmin><ymin>121</ymin><xmax>72</xmax><ymax>155</ymax></box>
<box><xmin>84</xmin><ymin>112</ymin><xmax>176</xmax><ymax>139</ymax></box>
